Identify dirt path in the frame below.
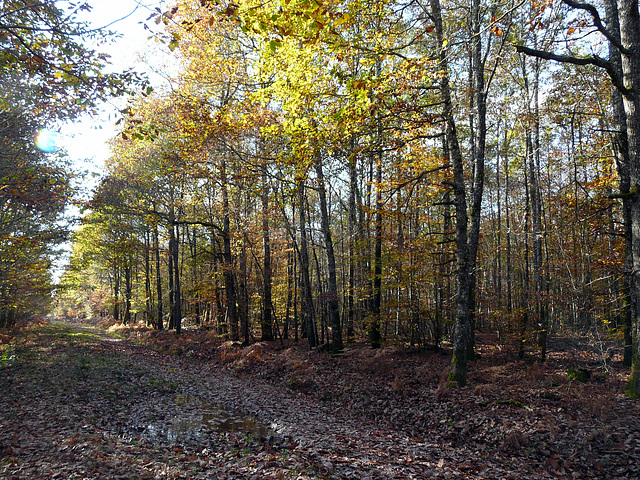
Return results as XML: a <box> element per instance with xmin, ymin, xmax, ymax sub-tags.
<box><xmin>1</xmin><ymin>320</ymin><xmax>639</xmax><ymax>479</ymax></box>
<box><xmin>0</xmin><ymin>321</ymin><xmax>445</xmax><ymax>479</ymax></box>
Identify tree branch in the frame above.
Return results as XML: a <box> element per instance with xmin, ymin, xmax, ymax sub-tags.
<box><xmin>561</xmin><ymin>0</ymin><xmax>630</xmax><ymax>55</ymax></box>
<box><xmin>514</xmin><ymin>44</ymin><xmax>632</xmax><ymax>96</ymax></box>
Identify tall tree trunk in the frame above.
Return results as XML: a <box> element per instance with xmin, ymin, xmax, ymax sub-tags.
<box><xmin>604</xmin><ymin>0</ymin><xmax>634</xmax><ymax>367</ymax></box>
<box><xmin>618</xmin><ymin>0</ymin><xmax>640</xmax><ymax>396</ymax></box>
<box><xmin>297</xmin><ymin>176</ymin><xmax>318</xmax><ymax>349</ymax></box>
<box><xmin>521</xmin><ymin>139</ymin><xmax>531</xmax><ymax>359</ymax></box>
<box><xmin>261</xmin><ymin>164</ymin><xmax>274</xmax><ymax>341</ymax></box>
<box><xmin>347</xmin><ymin>145</ymin><xmax>358</xmax><ymax>342</ymax></box>
<box><xmin>144</xmin><ymin>229</ymin><xmax>152</xmax><ymax>326</ymax></box>
<box><xmin>221</xmin><ymin>157</ymin><xmax>239</xmax><ymax>341</ymax></box>
<box><xmin>504</xmin><ymin>133</ymin><xmax>513</xmax><ymax>337</ymax></box>
<box><xmin>527</xmin><ymin>56</ymin><xmax>548</xmax><ymax>360</ymax></box>
<box><xmin>370</xmin><ymin>148</ymin><xmax>383</xmax><ymax>349</ymax></box>
<box><xmin>284</xmin><ymin>247</ymin><xmax>293</xmax><ymax>340</ymax></box>
<box><xmin>123</xmin><ymin>258</ymin><xmax>132</xmax><ymax>326</ymax></box>
<box><xmin>169</xmin><ymin>212</ymin><xmax>182</xmax><ymax>334</ymax></box>
<box><xmin>239</xmin><ymin>231</ymin><xmax>250</xmax><ymax>346</ymax></box>
<box><xmin>465</xmin><ymin>0</ymin><xmax>488</xmax><ymax>360</ymax></box>
<box><xmin>313</xmin><ymin>148</ymin><xmax>343</xmax><ymax>352</ymax></box>
<box><xmin>168</xmin><ymin>229</ymin><xmax>175</xmax><ymax>331</ymax></box>
<box><xmin>113</xmin><ymin>263</ymin><xmax>120</xmax><ymax>323</ymax></box>
<box><xmin>431</xmin><ymin>0</ymin><xmax>477</xmax><ymax>386</ymax></box>
<box><xmin>154</xmin><ymin>222</ymin><xmax>163</xmax><ymax>331</ymax></box>
<box><xmin>370</xmin><ymin>58</ymin><xmax>383</xmax><ymax>350</ymax></box>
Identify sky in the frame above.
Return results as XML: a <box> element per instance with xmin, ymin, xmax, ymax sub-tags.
<box><xmin>51</xmin><ymin>0</ymin><xmax>173</xmax><ymax>280</ymax></box>
<box><xmin>58</xmin><ymin>0</ymin><xmax>171</xmax><ymax>186</ymax></box>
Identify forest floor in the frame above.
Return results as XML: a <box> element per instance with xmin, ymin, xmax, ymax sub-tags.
<box><xmin>1</xmin><ymin>318</ymin><xmax>639</xmax><ymax>479</ymax></box>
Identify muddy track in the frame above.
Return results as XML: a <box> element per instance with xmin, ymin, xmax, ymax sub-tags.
<box><xmin>2</xmin><ymin>320</ymin><xmax>639</xmax><ymax>479</ymax></box>
<box><xmin>88</xmin><ymin>325</ymin><xmax>451</xmax><ymax>479</ymax></box>
<box><xmin>0</xmin><ymin>321</ymin><xmax>448</xmax><ymax>479</ymax></box>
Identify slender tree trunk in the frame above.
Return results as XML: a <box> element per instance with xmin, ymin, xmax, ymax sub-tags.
<box><xmin>370</xmin><ymin>148</ymin><xmax>383</xmax><ymax>349</ymax></box>
<box><xmin>221</xmin><ymin>157</ymin><xmax>239</xmax><ymax>341</ymax></box>
<box><xmin>169</xmin><ymin>214</ymin><xmax>182</xmax><ymax>334</ymax></box>
<box><xmin>154</xmin><ymin>222</ymin><xmax>163</xmax><ymax>331</ymax></box>
<box><xmin>370</xmin><ymin>58</ymin><xmax>383</xmax><ymax>350</ymax></box>
<box><xmin>521</xmin><ymin>139</ymin><xmax>532</xmax><ymax>359</ymax></box>
<box><xmin>239</xmin><ymin>231</ymin><xmax>250</xmax><ymax>346</ymax></box>
<box><xmin>113</xmin><ymin>263</ymin><xmax>120</xmax><ymax>323</ymax></box>
<box><xmin>284</xmin><ymin>248</ymin><xmax>292</xmax><ymax>340</ymax></box>
<box><xmin>431</xmin><ymin>0</ymin><xmax>475</xmax><ymax>386</ymax></box>
<box><xmin>124</xmin><ymin>258</ymin><xmax>132</xmax><ymax>326</ymax></box>
<box><xmin>604</xmin><ymin>0</ymin><xmax>634</xmax><ymax>366</ymax></box>
<box><xmin>347</xmin><ymin>146</ymin><xmax>357</xmax><ymax>342</ymax></box>
<box><xmin>529</xmin><ymin>57</ymin><xmax>548</xmax><ymax>360</ymax></box>
<box><xmin>261</xmin><ymin>165</ymin><xmax>274</xmax><ymax>341</ymax></box>
<box><xmin>313</xmin><ymin>148</ymin><xmax>343</xmax><ymax>352</ymax></box>
<box><xmin>293</xmin><ymin>249</ymin><xmax>299</xmax><ymax>342</ymax></box>
<box><xmin>465</xmin><ymin>0</ymin><xmax>488</xmax><ymax>360</ymax></box>
<box><xmin>297</xmin><ymin>176</ymin><xmax>317</xmax><ymax>348</ymax></box>
<box><xmin>168</xmin><ymin>228</ymin><xmax>175</xmax><ymax>331</ymax></box>
<box><xmin>144</xmin><ymin>229</ymin><xmax>152</xmax><ymax>326</ymax></box>
<box><xmin>504</xmin><ymin>133</ymin><xmax>513</xmax><ymax>335</ymax></box>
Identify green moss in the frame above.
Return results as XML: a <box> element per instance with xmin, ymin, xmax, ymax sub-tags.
<box><xmin>567</xmin><ymin>368</ymin><xmax>591</xmax><ymax>383</ymax></box>
<box><xmin>448</xmin><ymin>349</ymin><xmax>467</xmax><ymax>387</ymax></box>
<box><xmin>625</xmin><ymin>367</ymin><xmax>640</xmax><ymax>399</ymax></box>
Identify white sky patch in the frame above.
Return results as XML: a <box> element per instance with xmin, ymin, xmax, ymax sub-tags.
<box><xmin>52</xmin><ymin>0</ymin><xmax>173</xmax><ymax>283</ymax></box>
<box><xmin>57</xmin><ymin>0</ymin><xmax>171</xmax><ymax>178</ymax></box>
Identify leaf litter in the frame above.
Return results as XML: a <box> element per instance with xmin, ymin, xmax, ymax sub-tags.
<box><xmin>1</xmin><ymin>318</ymin><xmax>639</xmax><ymax>479</ymax></box>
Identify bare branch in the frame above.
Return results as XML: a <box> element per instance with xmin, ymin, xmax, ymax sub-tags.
<box><xmin>561</xmin><ymin>0</ymin><xmax>630</xmax><ymax>55</ymax></box>
<box><xmin>514</xmin><ymin>44</ymin><xmax>632</xmax><ymax>96</ymax></box>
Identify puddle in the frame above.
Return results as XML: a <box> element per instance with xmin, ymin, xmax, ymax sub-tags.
<box><xmin>135</xmin><ymin>395</ymin><xmax>273</xmax><ymax>445</ymax></box>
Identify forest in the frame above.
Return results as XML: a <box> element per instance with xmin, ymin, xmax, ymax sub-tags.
<box><xmin>3</xmin><ymin>0</ymin><xmax>640</xmax><ymax>477</ymax></box>
<box><xmin>48</xmin><ymin>0</ymin><xmax>640</xmax><ymax>389</ymax></box>
<box><xmin>2</xmin><ymin>0</ymin><xmax>640</xmax><ymax>388</ymax></box>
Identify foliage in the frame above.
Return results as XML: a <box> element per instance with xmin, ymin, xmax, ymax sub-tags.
<box><xmin>0</xmin><ymin>109</ymin><xmax>72</xmax><ymax>325</ymax></box>
<box><xmin>0</xmin><ymin>0</ymin><xmax>150</xmax><ymax>325</ymax></box>
<box><xmin>0</xmin><ymin>0</ymin><xmax>145</xmax><ymax>120</ymax></box>
<box><xmin>52</xmin><ymin>0</ymin><xmax>638</xmax><ymax>401</ymax></box>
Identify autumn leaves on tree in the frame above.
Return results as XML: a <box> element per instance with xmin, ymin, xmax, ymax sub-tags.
<box><xmin>0</xmin><ymin>1</ymin><xmax>145</xmax><ymax>327</ymax></box>
<box><xmin>48</xmin><ymin>0</ymin><xmax>640</xmax><ymax>396</ymax></box>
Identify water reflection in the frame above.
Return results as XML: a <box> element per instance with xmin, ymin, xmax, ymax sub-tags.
<box><xmin>139</xmin><ymin>397</ymin><xmax>272</xmax><ymax>445</ymax></box>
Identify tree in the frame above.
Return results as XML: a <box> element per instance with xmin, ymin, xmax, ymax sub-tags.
<box><xmin>0</xmin><ymin>109</ymin><xmax>71</xmax><ymax>325</ymax></box>
<box><xmin>515</xmin><ymin>0</ymin><xmax>640</xmax><ymax>396</ymax></box>
<box><xmin>1</xmin><ymin>0</ymin><xmax>143</xmax><ymax>120</ymax></box>
<box><xmin>0</xmin><ymin>0</ymin><xmax>148</xmax><ymax>324</ymax></box>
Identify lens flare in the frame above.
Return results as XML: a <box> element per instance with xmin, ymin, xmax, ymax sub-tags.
<box><xmin>35</xmin><ymin>129</ymin><xmax>60</xmax><ymax>153</ymax></box>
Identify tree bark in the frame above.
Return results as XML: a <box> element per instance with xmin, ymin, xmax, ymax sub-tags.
<box><xmin>297</xmin><ymin>176</ymin><xmax>318</xmax><ymax>349</ymax></box>
<box><xmin>430</xmin><ymin>0</ymin><xmax>474</xmax><ymax>386</ymax></box>
<box><xmin>144</xmin><ymin>229</ymin><xmax>152</xmax><ymax>326</ymax></box>
<box><xmin>313</xmin><ymin>150</ymin><xmax>343</xmax><ymax>352</ymax></box>
<box><xmin>221</xmin><ymin>156</ymin><xmax>239</xmax><ymax>341</ymax></box>
<box><xmin>347</xmin><ymin>145</ymin><xmax>358</xmax><ymax>342</ymax></box>
<box><xmin>261</xmin><ymin>164</ymin><xmax>274</xmax><ymax>341</ymax></box>
<box><xmin>604</xmin><ymin>0</ymin><xmax>634</xmax><ymax>367</ymax></box>
<box><xmin>618</xmin><ymin>0</ymin><xmax>640</xmax><ymax>396</ymax></box>
<box><xmin>169</xmin><ymin>213</ymin><xmax>182</xmax><ymax>334</ymax></box>
<box><xmin>123</xmin><ymin>258</ymin><xmax>132</xmax><ymax>326</ymax></box>
<box><xmin>154</xmin><ymin>222</ymin><xmax>163</xmax><ymax>331</ymax></box>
